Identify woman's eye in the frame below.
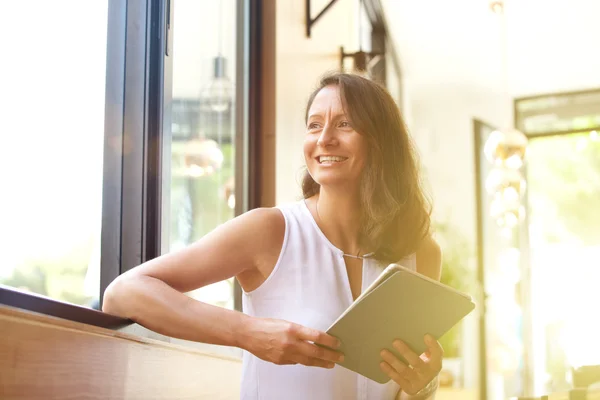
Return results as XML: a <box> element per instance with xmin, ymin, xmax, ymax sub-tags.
<box><xmin>339</xmin><ymin>121</ymin><xmax>351</xmax><ymax>128</ymax></box>
<box><xmin>308</xmin><ymin>123</ymin><xmax>320</xmax><ymax>130</ymax></box>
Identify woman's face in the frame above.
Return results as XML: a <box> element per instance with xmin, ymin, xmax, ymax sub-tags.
<box><xmin>304</xmin><ymin>85</ymin><xmax>367</xmax><ymax>191</ymax></box>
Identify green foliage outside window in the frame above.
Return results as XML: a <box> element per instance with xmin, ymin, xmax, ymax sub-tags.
<box><xmin>434</xmin><ymin>221</ymin><xmax>475</xmax><ymax>358</ymax></box>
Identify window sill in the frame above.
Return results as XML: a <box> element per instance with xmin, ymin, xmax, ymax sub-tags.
<box><xmin>0</xmin><ymin>284</ymin><xmax>243</xmax><ymax>360</ymax></box>
<box><xmin>0</xmin><ymin>284</ymin><xmax>130</xmax><ymax>329</ymax></box>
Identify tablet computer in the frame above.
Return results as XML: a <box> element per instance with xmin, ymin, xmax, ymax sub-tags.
<box><xmin>325</xmin><ymin>263</ymin><xmax>475</xmax><ymax>384</ymax></box>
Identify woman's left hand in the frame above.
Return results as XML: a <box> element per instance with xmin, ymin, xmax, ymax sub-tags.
<box><xmin>379</xmin><ymin>334</ymin><xmax>443</xmax><ymax>396</ymax></box>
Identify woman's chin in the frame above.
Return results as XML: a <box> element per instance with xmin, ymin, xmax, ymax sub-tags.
<box><xmin>312</xmin><ymin>174</ymin><xmax>359</xmax><ymax>190</ymax></box>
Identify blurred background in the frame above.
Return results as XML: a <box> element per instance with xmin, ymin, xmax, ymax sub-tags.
<box><xmin>1</xmin><ymin>0</ymin><xmax>599</xmax><ymax>399</ymax></box>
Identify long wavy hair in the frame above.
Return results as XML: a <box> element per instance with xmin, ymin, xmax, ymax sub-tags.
<box><xmin>302</xmin><ymin>73</ymin><xmax>432</xmax><ymax>262</ymax></box>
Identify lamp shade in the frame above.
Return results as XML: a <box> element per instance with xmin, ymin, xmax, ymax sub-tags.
<box><xmin>485</xmin><ymin>167</ymin><xmax>526</xmax><ymax>199</ymax></box>
<box><xmin>484</xmin><ymin>128</ymin><xmax>528</xmax><ymax>169</ymax></box>
<box><xmin>200</xmin><ymin>56</ymin><xmax>234</xmax><ymax>113</ymax></box>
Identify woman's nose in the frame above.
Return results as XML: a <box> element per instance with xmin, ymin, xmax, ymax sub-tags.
<box><xmin>317</xmin><ymin>124</ymin><xmax>337</xmax><ymax>147</ymax></box>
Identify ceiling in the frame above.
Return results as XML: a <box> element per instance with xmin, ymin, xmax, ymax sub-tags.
<box><xmin>382</xmin><ymin>0</ymin><xmax>600</xmax><ymax>97</ymax></box>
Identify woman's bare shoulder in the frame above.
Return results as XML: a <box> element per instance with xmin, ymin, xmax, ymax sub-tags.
<box><xmin>239</xmin><ymin>207</ymin><xmax>285</xmax><ymax>244</ymax></box>
<box><xmin>221</xmin><ymin>206</ymin><xmax>286</xmax><ymax>261</ymax></box>
<box><xmin>119</xmin><ymin>206</ymin><xmax>286</xmax><ymax>295</ymax></box>
<box><xmin>415</xmin><ymin>235</ymin><xmax>442</xmax><ymax>281</ymax></box>
<box><xmin>233</xmin><ymin>207</ymin><xmax>286</xmax><ymax>292</ymax></box>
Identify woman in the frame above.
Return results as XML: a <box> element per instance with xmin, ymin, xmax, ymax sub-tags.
<box><xmin>103</xmin><ymin>73</ymin><xmax>443</xmax><ymax>399</ymax></box>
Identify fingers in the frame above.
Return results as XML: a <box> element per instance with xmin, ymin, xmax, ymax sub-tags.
<box><xmin>289</xmin><ymin>354</ymin><xmax>337</xmax><ymax>369</ymax></box>
<box><xmin>392</xmin><ymin>340</ymin><xmax>428</xmax><ymax>375</ymax></box>
<box><xmin>281</xmin><ymin>323</ymin><xmax>344</xmax><ymax>369</ymax></box>
<box><xmin>272</xmin><ymin>342</ymin><xmax>338</xmax><ymax>369</ymax></box>
<box><xmin>380</xmin><ymin>361</ymin><xmax>413</xmax><ymax>389</ymax></box>
<box><xmin>424</xmin><ymin>334</ymin><xmax>444</xmax><ymax>371</ymax></box>
<box><xmin>380</xmin><ymin>349</ymin><xmax>417</xmax><ymax>381</ymax></box>
<box><xmin>296</xmin><ymin>340</ymin><xmax>345</xmax><ymax>364</ymax></box>
<box><xmin>380</xmin><ymin>336</ymin><xmax>444</xmax><ymax>395</ymax></box>
<box><xmin>294</xmin><ymin>324</ymin><xmax>341</xmax><ymax>350</ymax></box>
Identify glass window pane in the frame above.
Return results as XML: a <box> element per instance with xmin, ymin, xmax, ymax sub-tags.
<box><xmin>0</xmin><ymin>1</ymin><xmax>108</xmax><ymax>309</ymax></box>
<box><xmin>164</xmin><ymin>0</ymin><xmax>238</xmax><ymax>309</ymax></box>
<box><xmin>516</xmin><ymin>91</ymin><xmax>600</xmax><ymax>135</ymax></box>
<box><xmin>526</xmin><ymin>132</ymin><xmax>600</xmax><ymax>394</ymax></box>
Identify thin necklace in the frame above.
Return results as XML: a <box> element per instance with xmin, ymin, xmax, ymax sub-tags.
<box><xmin>342</xmin><ymin>252</ymin><xmax>374</xmax><ymax>260</ymax></box>
<box><xmin>314</xmin><ymin>200</ymin><xmax>374</xmax><ymax>260</ymax></box>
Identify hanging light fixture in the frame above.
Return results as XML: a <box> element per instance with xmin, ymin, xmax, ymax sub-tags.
<box><xmin>340</xmin><ymin>47</ymin><xmax>381</xmax><ymax>78</ymax></box>
<box><xmin>486</xmin><ymin>167</ymin><xmax>526</xmax><ymax>229</ymax></box>
<box><xmin>489</xmin><ymin>0</ymin><xmax>504</xmax><ymax>13</ymax></box>
<box><xmin>484</xmin><ymin>131</ymin><xmax>528</xmax><ymax>230</ymax></box>
<box><xmin>484</xmin><ymin>0</ymin><xmax>529</xmax><ymax>229</ymax></box>
<box><xmin>339</xmin><ymin>0</ymin><xmax>380</xmax><ymax>78</ymax></box>
<box><xmin>200</xmin><ymin>0</ymin><xmax>234</xmax><ymax>113</ymax></box>
<box><xmin>490</xmin><ymin>193</ymin><xmax>525</xmax><ymax>229</ymax></box>
<box><xmin>485</xmin><ymin>167</ymin><xmax>526</xmax><ymax>199</ymax></box>
<box><xmin>200</xmin><ymin>55</ymin><xmax>234</xmax><ymax>113</ymax></box>
<box><xmin>484</xmin><ymin>128</ymin><xmax>528</xmax><ymax>169</ymax></box>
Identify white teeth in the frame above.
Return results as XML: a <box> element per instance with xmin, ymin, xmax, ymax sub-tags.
<box><xmin>319</xmin><ymin>156</ymin><xmax>346</xmax><ymax>163</ymax></box>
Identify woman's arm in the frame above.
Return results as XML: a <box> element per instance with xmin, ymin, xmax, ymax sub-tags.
<box><xmin>102</xmin><ymin>207</ymin><xmax>344</xmax><ymax>369</ymax></box>
<box><xmin>102</xmin><ymin>207</ymin><xmax>282</xmax><ymax>346</ymax></box>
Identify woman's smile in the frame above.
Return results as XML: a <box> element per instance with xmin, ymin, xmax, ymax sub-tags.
<box><xmin>316</xmin><ymin>155</ymin><xmax>349</xmax><ymax>165</ymax></box>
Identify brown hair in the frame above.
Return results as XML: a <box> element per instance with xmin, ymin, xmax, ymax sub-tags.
<box><xmin>302</xmin><ymin>72</ymin><xmax>431</xmax><ymax>262</ymax></box>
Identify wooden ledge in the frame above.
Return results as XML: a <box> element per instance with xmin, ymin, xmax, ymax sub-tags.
<box><xmin>0</xmin><ymin>305</ymin><xmax>242</xmax><ymax>400</ymax></box>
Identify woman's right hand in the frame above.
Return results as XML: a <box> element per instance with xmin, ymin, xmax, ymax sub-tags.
<box><xmin>241</xmin><ymin>317</ymin><xmax>345</xmax><ymax>369</ymax></box>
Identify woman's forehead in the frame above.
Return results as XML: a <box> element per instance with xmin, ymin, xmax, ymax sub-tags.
<box><xmin>308</xmin><ymin>85</ymin><xmax>345</xmax><ymax>117</ymax></box>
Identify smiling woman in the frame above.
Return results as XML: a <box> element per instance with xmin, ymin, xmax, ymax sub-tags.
<box><xmin>302</xmin><ymin>73</ymin><xmax>432</xmax><ymax>264</ymax></box>
<box><xmin>102</xmin><ymin>72</ymin><xmax>441</xmax><ymax>400</ymax></box>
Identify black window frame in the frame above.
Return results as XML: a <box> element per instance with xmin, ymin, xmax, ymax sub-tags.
<box><xmin>1</xmin><ymin>0</ymin><xmax>265</xmax><ymax>338</ymax></box>
<box><xmin>363</xmin><ymin>0</ymin><xmax>403</xmax><ymax>107</ymax></box>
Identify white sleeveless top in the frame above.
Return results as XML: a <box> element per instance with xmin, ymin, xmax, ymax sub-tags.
<box><xmin>240</xmin><ymin>200</ymin><xmax>417</xmax><ymax>400</ymax></box>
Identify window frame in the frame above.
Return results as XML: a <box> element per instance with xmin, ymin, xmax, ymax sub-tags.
<box><xmin>103</xmin><ymin>0</ymin><xmax>167</xmax><ymax>281</ymax></box>
<box><xmin>0</xmin><ymin>0</ymin><xmax>137</xmax><ymax>330</ymax></box>
<box><xmin>1</xmin><ymin>0</ymin><xmax>268</xmax><ymax>335</ymax></box>
<box><xmin>473</xmin><ymin>118</ymin><xmax>495</xmax><ymax>400</ymax></box>
<box><xmin>363</xmin><ymin>0</ymin><xmax>403</xmax><ymax>108</ymax></box>
<box><xmin>513</xmin><ymin>91</ymin><xmax>600</xmax><ymax>397</ymax></box>
<box><xmin>514</xmin><ymin>88</ymin><xmax>600</xmax><ymax>138</ymax></box>
<box><xmin>473</xmin><ymin>92</ymin><xmax>600</xmax><ymax>397</ymax></box>
<box><xmin>99</xmin><ymin>0</ymin><xmax>127</xmax><ymax>309</ymax></box>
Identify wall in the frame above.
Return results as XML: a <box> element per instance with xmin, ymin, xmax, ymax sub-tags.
<box><xmin>382</xmin><ymin>0</ymin><xmax>512</xmax><ymax>243</ymax></box>
<box><xmin>275</xmin><ymin>0</ymin><xmax>361</xmax><ymax>204</ymax></box>
<box><xmin>382</xmin><ymin>0</ymin><xmax>600</xmax><ymax>246</ymax></box>
<box><xmin>506</xmin><ymin>0</ymin><xmax>600</xmax><ymax>97</ymax></box>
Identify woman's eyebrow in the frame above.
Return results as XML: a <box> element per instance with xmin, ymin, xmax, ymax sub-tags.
<box><xmin>307</xmin><ymin>111</ymin><xmax>347</xmax><ymax>120</ymax></box>
<box><xmin>330</xmin><ymin>113</ymin><xmax>348</xmax><ymax>121</ymax></box>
